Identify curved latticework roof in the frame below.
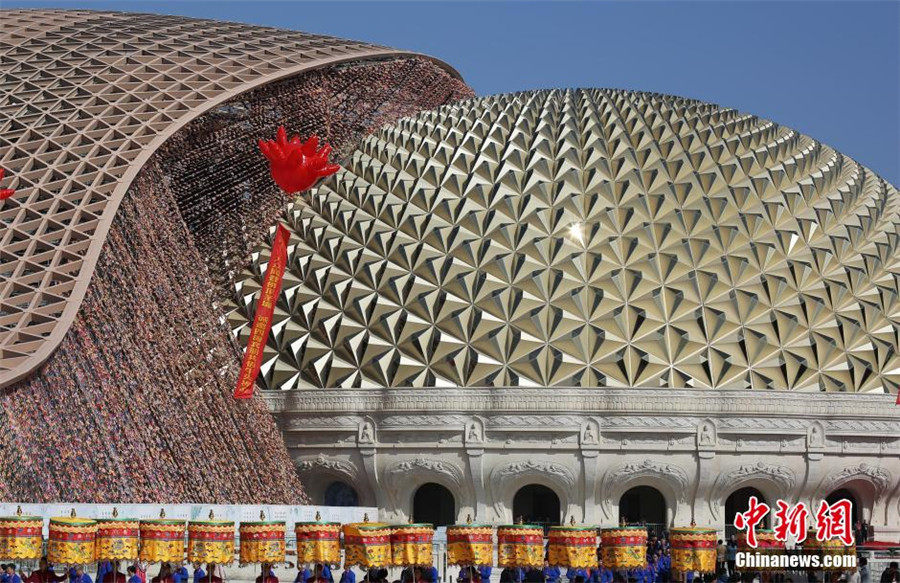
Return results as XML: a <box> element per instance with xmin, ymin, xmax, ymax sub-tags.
<box><xmin>0</xmin><ymin>9</ymin><xmax>462</xmax><ymax>387</ymax></box>
<box><xmin>232</xmin><ymin>89</ymin><xmax>900</xmax><ymax>394</ymax></box>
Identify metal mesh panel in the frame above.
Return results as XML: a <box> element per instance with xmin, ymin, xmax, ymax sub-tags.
<box><xmin>0</xmin><ymin>9</ymin><xmax>464</xmax><ymax>387</ymax></box>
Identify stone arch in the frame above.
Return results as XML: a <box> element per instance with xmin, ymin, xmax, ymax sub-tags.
<box><xmin>600</xmin><ymin>459</ymin><xmax>689</xmax><ymax>526</ymax></box>
<box><xmin>490</xmin><ymin>459</ymin><xmax>576</xmax><ymax>523</ymax></box>
<box><xmin>619</xmin><ymin>485</ymin><xmax>667</xmax><ymax>532</ymax></box>
<box><xmin>724</xmin><ymin>487</ymin><xmax>771</xmax><ymax>532</ymax></box>
<box><xmin>413</xmin><ymin>482</ymin><xmax>457</xmax><ymax>526</ymax></box>
<box><xmin>324</xmin><ymin>481</ymin><xmax>360</xmax><ymax>507</ymax></box>
<box><xmin>295</xmin><ymin>454</ymin><xmax>374</xmax><ymax>507</ymax></box>
<box><xmin>816</xmin><ymin>463</ymin><xmax>891</xmax><ymax>522</ymax></box>
<box><xmin>825</xmin><ymin>488</ymin><xmax>862</xmax><ymax>526</ymax></box>
<box><xmin>386</xmin><ymin>458</ymin><xmax>470</xmax><ymax>522</ymax></box>
<box><xmin>513</xmin><ymin>484</ymin><xmax>562</xmax><ymax>526</ymax></box>
<box><xmin>709</xmin><ymin>462</ymin><xmax>796</xmax><ymax>522</ymax></box>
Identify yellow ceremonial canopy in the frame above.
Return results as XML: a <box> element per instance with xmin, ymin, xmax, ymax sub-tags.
<box><xmin>497</xmin><ymin>525</ymin><xmax>543</xmax><ymax>568</ymax></box>
<box><xmin>390</xmin><ymin>524</ymin><xmax>434</xmax><ymax>568</ymax></box>
<box><xmin>446</xmin><ymin>524</ymin><xmax>494</xmax><ymax>567</ymax></box>
<box><xmin>295</xmin><ymin>519</ymin><xmax>340</xmax><ymax>567</ymax></box>
<box><xmin>600</xmin><ymin>527</ymin><xmax>647</xmax><ymax>569</ymax></box>
<box><xmin>0</xmin><ymin>509</ymin><xmax>43</xmax><ymax>561</ymax></box>
<box><xmin>187</xmin><ymin>516</ymin><xmax>235</xmax><ymax>566</ymax></box>
<box><xmin>139</xmin><ymin>512</ymin><xmax>186</xmax><ymax>564</ymax></box>
<box><xmin>240</xmin><ymin>514</ymin><xmax>286</xmax><ymax>565</ymax></box>
<box><xmin>548</xmin><ymin>525</ymin><xmax>597</xmax><ymax>568</ymax></box>
<box><xmin>670</xmin><ymin>528</ymin><xmax>716</xmax><ymax>574</ymax></box>
<box><xmin>343</xmin><ymin>522</ymin><xmax>392</xmax><ymax>569</ymax></box>
<box><xmin>48</xmin><ymin>515</ymin><xmax>97</xmax><ymax>566</ymax></box>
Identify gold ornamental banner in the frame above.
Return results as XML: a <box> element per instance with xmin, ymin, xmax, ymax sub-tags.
<box><xmin>95</xmin><ymin>518</ymin><xmax>139</xmax><ymax>561</ymax></box>
<box><xmin>139</xmin><ymin>519</ymin><xmax>185</xmax><ymax>564</ymax></box>
<box><xmin>0</xmin><ymin>515</ymin><xmax>43</xmax><ymax>561</ymax></box>
<box><xmin>548</xmin><ymin>526</ymin><xmax>598</xmax><ymax>569</ymax></box>
<box><xmin>737</xmin><ymin>530</ymin><xmax>782</xmax><ymax>573</ymax></box>
<box><xmin>240</xmin><ymin>521</ymin><xmax>286</xmax><ymax>565</ymax></box>
<box><xmin>670</xmin><ymin>528</ymin><xmax>716</xmax><ymax>574</ymax></box>
<box><xmin>600</xmin><ymin>527</ymin><xmax>647</xmax><ymax>569</ymax></box>
<box><xmin>343</xmin><ymin>523</ymin><xmax>391</xmax><ymax>569</ymax></box>
<box><xmin>446</xmin><ymin>525</ymin><xmax>494</xmax><ymax>567</ymax></box>
<box><xmin>294</xmin><ymin>522</ymin><xmax>340</xmax><ymax>566</ymax></box>
<box><xmin>48</xmin><ymin>517</ymin><xmax>97</xmax><ymax>566</ymax></box>
<box><xmin>188</xmin><ymin>521</ymin><xmax>235</xmax><ymax>565</ymax></box>
<box><xmin>497</xmin><ymin>525</ymin><xmax>543</xmax><ymax>568</ymax></box>
<box><xmin>391</xmin><ymin>524</ymin><xmax>434</xmax><ymax>567</ymax></box>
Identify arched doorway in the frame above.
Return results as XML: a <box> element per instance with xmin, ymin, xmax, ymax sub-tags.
<box><xmin>725</xmin><ymin>487</ymin><xmax>769</xmax><ymax>538</ymax></box>
<box><xmin>619</xmin><ymin>486</ymin><xmax>667</xmax><ymax>537</ymax></box>
<box><xmin>513</xmin><ymin>484</ymin><xmax>561</xmax><ymax>529</ymax></box>
<box><xmin>826</xmin><ymin>488</ymin><xmax>860</xmax><ymax>529</ymax></box>
<box><xmin>413</xmin><ymin>483</ymin><xmax>456</xmax><ymax>526</ymax></box>
<box><xmin>323</xmin><ymin>481</ymin><xmax>359</xmax><ymax>506</ymax></box>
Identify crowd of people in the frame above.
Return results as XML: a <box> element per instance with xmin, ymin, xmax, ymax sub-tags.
<box><xmin>0</xmin><ymin>553</ymin><xmax>897</xmax><ymax>583</ymax></box>
<box><xmin>0</xmin><ymin>165</ymin><xmax>306</xmax><ymax>503</ymax></box>
<box><xmin>0</xmin><ymin>55</ymin><xmax>472</xmax><ymax>504</ymax></box>
<box><xmin>158</xmin><ymin>56</ymin><xmax>473</xmax><ymax>302</ymax></box>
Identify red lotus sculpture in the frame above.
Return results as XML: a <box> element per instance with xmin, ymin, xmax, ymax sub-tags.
<box><xmin>0</xmin><ymin>168</ymin><xmax>15</xmax><ymax>200</ymax></box>
<box><xmin>258</xmin><ymin>126</ymin><xmax>340</xmax><ymax>194</ymax></box>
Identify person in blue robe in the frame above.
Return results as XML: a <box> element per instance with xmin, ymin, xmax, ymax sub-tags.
<box><xmin>4</xmin><ymin>565</ymin><xmax>22</xmax><ymax>583</ymax></box>
<box><xmin>479</xmin><ymin>568</ymin><xmax>492</xmax><ymax>583</ymax></box>
<box><xmin>73</xmin><ymin>567</ymin><xmax>91</xmax><ymax>583</ymax></box>
<box><xmin>2</xmin><ymin>565</ymin><xmax>10</xmax><ymax>583</ymax></box>
<box><xmin>127</xmin><ymin>567</ymin><xmax>141</xmax><ymax>583</ymax></box>
<box><xmin>543</xmin><ymin>562</ymin><xmax>560</xmax><ymax>583</ymax></box>
<box><xmin>172</xmin><ymin>566</ymin><xmax>188</xmax><ymax>583</ymax></box>
<box><xmin>567</xmin><ymin>569</ymin><xmax>588</xmax><ymax>583</ymax></box>
<box><xmin>96</xmin><ymin>564</ymin><xmax>111</xmax><ymax>583</ymax></box>
<box><xmin>191</xmin><ymin>566</ymin><xmax>205</xmax><ymax>583</ymax></box>
<box><xmin>338</xmin><ymin>571</ymin><xmax>355</xmax><ymax>583</ymax></box>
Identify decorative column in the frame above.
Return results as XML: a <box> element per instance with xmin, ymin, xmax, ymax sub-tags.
<box><xmin>692</xmin><ymin>419</ymin><xmax>718</xmax><ymax>527</ymax></box>
<box><xmin>465</xmin><ymin>417</ymin><xmax>490</xmax><ymax>521</ymax></box>
<box><xmin>357</xmin><ymin>418</ymin><xmax>393</xmax><ymax>520</ymax></box>
<box><xmin>580</xmin><ymin>419</ymin><xmax>602</xmax><ymax>524</ymax></box>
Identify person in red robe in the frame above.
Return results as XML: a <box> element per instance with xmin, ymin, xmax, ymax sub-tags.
<box><xmin>150</xmin><ymin>564</ymin><xmax>173</xmax><ymax>583</ymax></box>
<box><xmin>101</xmin><ymin>563</ymin><xmax>126</xmax><ymax>583</ymax></box>
<box><xmin>305</xmin><ymin>566</ymin><xmax>327</xmax><ymax>583</ymax></box>
<box><xmin>199</xmin><ymin>565</ymin><xmax>222</xmax><ymax>583</ymax></box>
<box><xmin>256</xmin><ymin>564</ymin><xmax>278</xmax><ymax>583</ymax></box>
<box><xmin>25</xmin><ymin>559</ymin><xmax>66</xmax><ymax>583</ymax></box>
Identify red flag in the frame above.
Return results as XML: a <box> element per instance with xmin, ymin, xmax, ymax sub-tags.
<box><xmin>234</xmin><ymin>224</ymin><xmax>291</xmax><ymax>399</ymax></box>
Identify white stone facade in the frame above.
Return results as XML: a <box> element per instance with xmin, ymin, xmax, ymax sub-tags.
<box><xmin>263</xmin><ymin>388</ymin><xmax>900</xmax><ymax>539</ymax></box>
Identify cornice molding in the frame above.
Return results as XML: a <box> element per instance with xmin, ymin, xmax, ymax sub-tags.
<box><xmin>261</xmin><ymin>387</ymin><xmax>898</xmax><ymax>421</ymax></box>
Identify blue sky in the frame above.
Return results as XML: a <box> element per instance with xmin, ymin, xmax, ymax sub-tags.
<box><xmin>6</xmin><ymin>1</ymin><xmax>899</xmax><ymax>185</ymax></box>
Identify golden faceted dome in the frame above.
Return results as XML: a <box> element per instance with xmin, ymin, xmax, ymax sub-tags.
<box><xmin>233</xmin><ymin>89</ymin><xmax>900</xmax><ymax>393</ymax></box>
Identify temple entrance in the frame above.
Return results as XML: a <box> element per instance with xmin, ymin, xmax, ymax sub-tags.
<box><xmin>413</xmin><ymin>483</ymin><xmax>456</xmax><ymax>526</ymax></box>
<box><xmin>323</xmin><ymin>481</ymin><xmax>359</xmax><ymax>506</ymax></box>
<box><xmin>725</xmin><ymin>487</ymin><xmax>769</xmax><ymax>538</ymax></box>
<box><xmin>619</xmin><ymin>486</ymin><xmax>667</xmax><ymax>537</ymax></box>
<box><xmin>513</xmin><ymin>484</ymin><xmax>561</xmax><ymax>530</ymax></box>
<box><xmin>826</xmin><ymin>488</ymin><xmax>860</xmax><ymax>527</ymax></box>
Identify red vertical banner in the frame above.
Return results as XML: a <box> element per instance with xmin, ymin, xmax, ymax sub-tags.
<box><xmin>234</xmin><ymin>224</ymin><xmax>290</xmax><ymax>399</ymax></box>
